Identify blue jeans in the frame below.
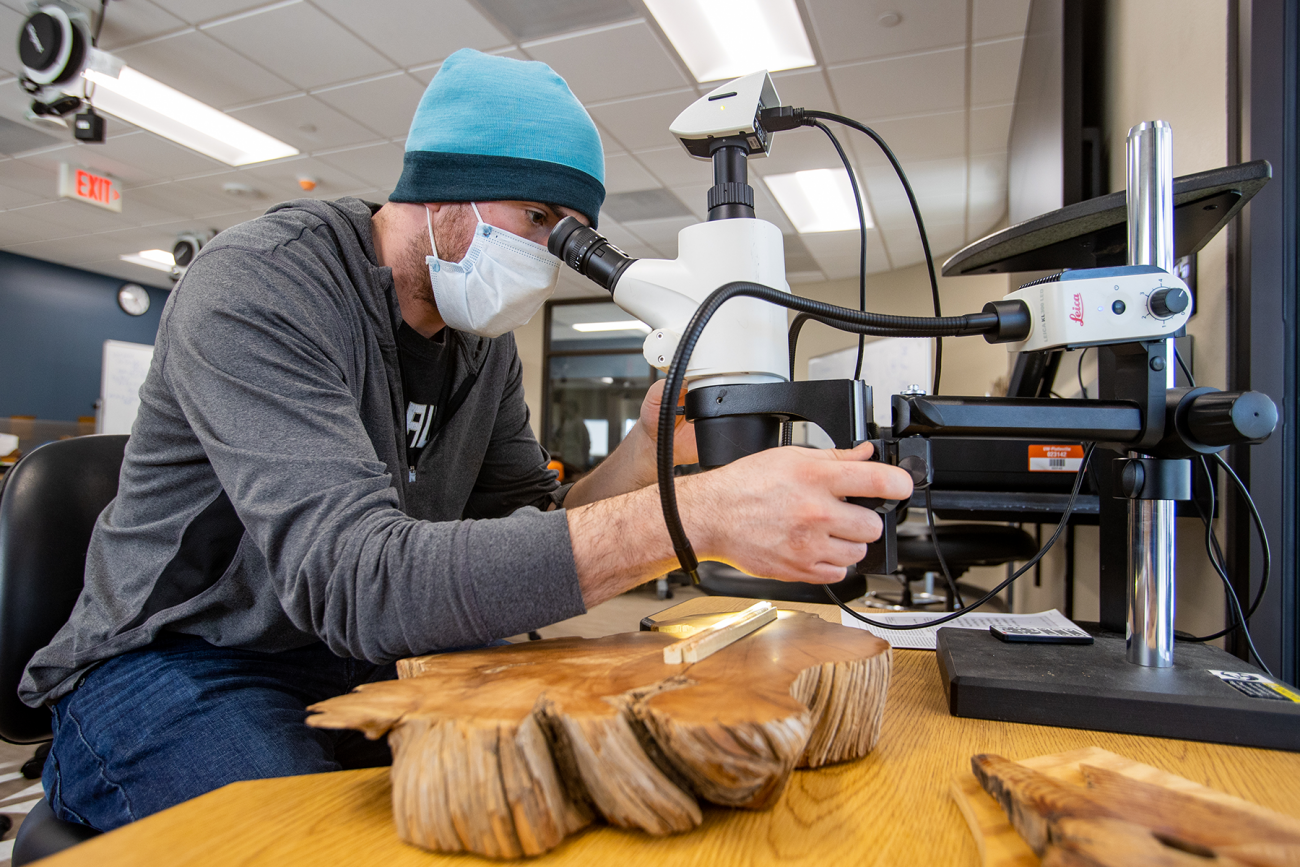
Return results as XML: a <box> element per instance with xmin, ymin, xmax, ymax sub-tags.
<box><xmin>43</xmin><ymin>633</ymin><xmax>399</xmax><ymax>832</ymax></box>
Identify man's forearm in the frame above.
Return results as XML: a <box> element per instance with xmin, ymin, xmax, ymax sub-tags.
<box><xmin>566</xmin><ymin>479</ymin><xmax>709</xmax><ymax>607</ymax></box>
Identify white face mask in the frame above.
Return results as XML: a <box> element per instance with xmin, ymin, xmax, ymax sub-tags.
<box><xmin>425</xmin><ymin>203</ymin><xmax>561</xmax><ymax>338</ymax></box>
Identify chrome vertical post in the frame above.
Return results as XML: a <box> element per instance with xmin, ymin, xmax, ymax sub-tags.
<box><xmin>1126</xmin><ymin>120</ymin><xmax>1176</xmax><ymax>667</ymax></box>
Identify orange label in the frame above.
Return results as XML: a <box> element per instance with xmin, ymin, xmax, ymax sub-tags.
<box><xmin>1028</xmin><ymin>444</ymin><xmax>1084</xmax><ymax>472</ymax></box>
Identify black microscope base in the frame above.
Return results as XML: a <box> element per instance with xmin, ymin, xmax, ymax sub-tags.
<box><xmin>936</xmin><ymin>628</ymin><xmax>1300</xmax><ymax>751</ymax></box>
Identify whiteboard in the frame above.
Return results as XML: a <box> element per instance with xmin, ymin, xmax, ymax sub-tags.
<box><xmin>803</xmin><ymin>338</ymin><xmax>932</xmax><ymax>447</ymax></box>
<box><xmin>97</xmin><ymin>340</ymin><xmax>155</xmax><ymax>435</ymax></box>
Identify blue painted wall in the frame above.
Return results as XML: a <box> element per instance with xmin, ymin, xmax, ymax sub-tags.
<box><xmin>0</xmin><ymin>251</ymin><xmax>169</xmax><ymax>421</ymax></box>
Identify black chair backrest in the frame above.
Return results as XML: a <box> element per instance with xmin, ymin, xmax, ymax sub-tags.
<box><xmin>0</xmin><ymin>435</ymin><xmax>127</xmax><ymax>743</ymax></box>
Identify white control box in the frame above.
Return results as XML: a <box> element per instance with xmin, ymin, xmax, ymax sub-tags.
<box><xmin>1002</xmin><ymin>266</ymin><xmax>1193</xmax><ymax>353</ymax></box>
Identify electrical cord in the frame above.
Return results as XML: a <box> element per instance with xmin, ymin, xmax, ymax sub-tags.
<box><xmin>657</xmin><ymin>282</ymin><xmax>1020</xmax><ymax>581</ymax></box>
<box><xmin>765</xmin><ymin>107</ymin><xmax>944</xmax><ymax>394</ymax></box>
<box><xmin>825</xmin><ymin>442</ymin><xmax>1096</xmax><ymax>630</ymax></box>
<box><xmin>1076</xmin><ymin>347</ymin><xmax>1090</xmax><ymax>399</ymax></box>
<box><xmin>808</xmin><ymin>120</ymin><xmax>869</xmax><ymax>381</ymax></box>
<box><xmin>924</xmin><ymin>487</ymin><xmax>963</xmax><ymax>609</ymax></box>
<box><xmin>1173</xmin><ymin>347</ymin><xmax>1272</xmax><ymax>622</ymax></box>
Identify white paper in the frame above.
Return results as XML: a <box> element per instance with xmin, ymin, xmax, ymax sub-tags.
<box><xmin>839</xmin><ymin>608</ymin><xmax>1086</xmax><ymax>650</ymax></box>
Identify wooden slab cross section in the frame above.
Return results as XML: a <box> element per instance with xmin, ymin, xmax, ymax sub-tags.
<box><xmin>308</xmin><ymin>611</ymin><xmax>890</xmax><ymax>858</ymax></box>
<box><xmin>951</xmin><ymin>747</ymin><xmax>1300</xmax><ymax>867</ymax></box>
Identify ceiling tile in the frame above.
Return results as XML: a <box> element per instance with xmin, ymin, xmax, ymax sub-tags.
<box><xmin>523</xmin><ymin>20</ymin><xmax>690</xmax><ymax>103</ymax></box>
<box><xmin>829</xmin><ymin>48</ymin><xmax>966</xmax><ymax>121</ymax></box>
<box><xmin>973</xmin><ymin>0</ymin><xmax>1032</xmax><ymax>41</ymax></box>
<box><xmin>13</xmin><ymin>199</ymin><xmax>140</xmax><ymax>236</ymax></box>
<box><xmin>864</xmin><ymin>158</ymin><xmax>967</xmax><ymax>229</ymax></box>
<box><xmin>228</xmin><ymin>94</ymin><xmax>386</xmax><ymax>152</ymax></box>
<box><xmin>125</xmin><ymin>174</ymin><xmax>263</xmax><ymax>220</ymax></box>
<box><xmin>314</xmin><ymin>73</ymin><xmax>425</xmax><ymax>138</ymax></box>
<box><xmin>315</xmin><ymin>142</ymin><xmax>406</xmax><ymax>190</ymax></box>
<box><xmin>669</xmin><ymin>183</ymin><xmax>709</xmax><ymax>221</ymax></box>
<box><xmin>592</xmin><ymin>217</ymin><xmax>658</xmax><ymax>259</ymax></box>
<box><xmin>846</xmin><ymin>111</ymin><xmax>968</xmax><ymax>168</ymax></box>
<box><xmin>114</xmin><ymin>31</ymin><xmax>297</xmax><ymax>111</ymax></box>
<box><xmin>972</xmin><ymin>37</ymin><xmax>1025</xmax><ymax>106</ymax></box>
<box><xmin>154</xmin><ymin>0</ymin><xmax>275</xmax><ymax>26</ymax></box>
<box><xmin>631</xmin><ymin>145</ymin><xmax>710</xmax><ymax>187</ymax></box>
<box><xmin>601</xmin><ymin>188</ymin><xmax>691</xmax><ymax>223</ymax></box>
<box><xmin>603</xmin><ymin>153</ymin><xmax>659</xmax><ymax>194</ymax></box>
<box><xmin>768</xmin><ymin>69</ymin><xmax>837</xmax><ymax>113</ymax></box>
<box><xmin>0</xmin><ymin>2</ymin><xmax>27</xmax><ymax>77</ymax></box>
<box><xmin>970</xmin><ymin>104</ymin><xmax>1014</xmax><ymax>154</ymax></box>
<box><xmin>94</xmin><ymin>0</ymin><xmax>187</xmax><ymax>52</ymax></box>
<box><xmin>0</xmin><ymin>180</ymin><xmax>44</xmax><ymax>209</ymax></box>
<box><xmin>751</xmin><ymin>180</ymin><xmax>796</xmax><ymax>235</ymax></box>
<box><xmin>806</xmin><ymin>0</ymin><xmax>967</xmax><ymax>65</ymax></box>
<box><xmin>0</xmin><ymin>155</ymin><xmax>59</xmax><ymax>197</ymax></box>
<box><xmin>476</xmin><ymin>0</ymin><xmax>637</xmax><ymax>41</ymax></box>
<box><xmin>67</xmin><ymin>131</ymin><xmax>227</xmax><ymax>182</ymax></box>
<box><xmin>312</xmin><ymin>0</ymin><xmax>509</xmax><ymax>67</ymax></box>
<box><xmin>204</xmin><ymin>2</ymin><xmax>396</xmax><ymax>90</ymax></box>
<box><xmin>752</xmin><ymin>128</ymin><xmax>850</xmax><ymax>177</ymax></box>
<box><xmin>799</xmin><ymin>227</ymin><xmax>890</xmax><ymax>280</ymax></box>
<box><xmin>408</xmin><ymin>63</ymin><xmax>442</xmax><ymax>85</ymax></box>
<box><xmin>621</xmin><ymin>214</ymin><xmax>697</xmax><ymax>258</ymax></box>
<box><xmin>587</xmin><ymin>89</ymin><xmax>697</xmax><ymax>153</ymax></box>
<box><xmin>0</xmin><ymin>207</ymin><xmax>66</xmax><ymax>245</ymax></box>
<box><xmin>232</xmin><ymin>154</ymin><xmax>370</xmax><ymax>200</ymax></box>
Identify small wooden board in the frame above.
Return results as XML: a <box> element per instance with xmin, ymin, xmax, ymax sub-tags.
<box><xmin>951</xmin><ymin>746</ymin><xmax>1300</xmax><ymax>866</ymax></box>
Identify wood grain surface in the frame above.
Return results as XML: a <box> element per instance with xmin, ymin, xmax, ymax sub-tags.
<box><xmin>305</xmin><ymin>611</ymin><xmax>890</xmax><ymax>857</ymax></box>
<box><xmin>35</xmin><ymin>598</ymin><xmax>1300</xmax><ymax>867</ymax></box>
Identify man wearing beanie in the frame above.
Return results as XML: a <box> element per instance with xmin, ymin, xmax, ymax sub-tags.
<box><xmin>21</xmin><ymin>50</ymin><xmax>910</xmax><ymax>831</ymax></box>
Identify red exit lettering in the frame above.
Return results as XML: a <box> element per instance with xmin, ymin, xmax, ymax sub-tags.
<box><xmin>75</xmin><ymin>169</ymin><xmax>112</xmax><ymax>203</ymax></box>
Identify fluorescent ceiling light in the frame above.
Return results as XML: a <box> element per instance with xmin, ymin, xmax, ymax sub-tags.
<box><xmin>763</xmin><ymin>169</ymin><xmax>874</xmax><ymax>233</ymax></box>
<box><xmin>572</xmin><ymin>320</ymin><xmax>651</xmax><ymax>333</ymax></box>
<box><xmin>643</xmin><ymin>0</ymin><xmax>814</xmax><ymax>82</ymax></box>
<box><xmin>83</xmin><ymin>67</ymin><xmax>298</xmax><ymax>166</ymax></box>
<box><xmin>120</xmin><ymin>249</ymin><xmax>174</xmax><ymax>272</ymax></box>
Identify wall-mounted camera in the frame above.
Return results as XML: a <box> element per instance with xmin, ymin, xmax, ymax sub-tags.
<box><xmin>171</xmin><ymin>230</ymin><xmax>215</xmax><ymax>282</ymax></box>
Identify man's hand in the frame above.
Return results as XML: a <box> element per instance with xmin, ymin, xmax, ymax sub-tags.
<box><xmin>567</xmin><ymin>441</ymin><xmax>914</xmax><ymax>607</ymax></box>
<box><xmin>681</xmin><ymin>441</ymin><xmax>912</xmax><ymax>584</ymax></box>
<box><xmin>633</xmin><ymin>379</ymin><xmax>697</xmax><ymax>480</ymax></box>
<box><xmin>562</xmin><ymin>380</ymin><xmax>695</xmax><ymax>508</ymax></box>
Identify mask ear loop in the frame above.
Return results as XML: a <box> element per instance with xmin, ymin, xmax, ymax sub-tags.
<box><xmin>425</xmin><ymin>205</ymin><xmax>440</xmax><ymax>262</ymax></box>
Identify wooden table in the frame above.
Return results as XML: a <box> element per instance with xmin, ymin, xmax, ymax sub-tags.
<box><xmin>39</xmin><ymin>597</ymin><xmax>1300</xmax><ymax>866</ymax></box>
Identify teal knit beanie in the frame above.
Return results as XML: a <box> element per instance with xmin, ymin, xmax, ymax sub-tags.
<box><xmin>391</xmin><ymin>49</ymin><xmax>605</xmax><ymax>227</ymax></box>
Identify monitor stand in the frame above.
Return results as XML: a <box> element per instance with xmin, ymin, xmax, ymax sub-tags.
<box><xmin>936</xmin><ymin>626</ymin><xmax>1300</xmax><ymax>751</ymax></box>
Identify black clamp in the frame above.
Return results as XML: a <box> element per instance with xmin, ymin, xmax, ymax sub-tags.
<box><xmin>1112</xmin><ymin>457</ymin><xmax>1192</xmax><ymax>501</ymax></box>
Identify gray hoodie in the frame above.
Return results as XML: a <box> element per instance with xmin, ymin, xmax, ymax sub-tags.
<box><xmin>20</xmin><ymin>198</ymin><xmax>586</xmax><ymax>708</ymax></box>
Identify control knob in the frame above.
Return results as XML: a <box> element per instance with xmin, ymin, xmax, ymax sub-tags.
<box><xmin>1148</xmin><ymin>286</ymin><xmax>1189</xmax><ymax>318</ymax></box>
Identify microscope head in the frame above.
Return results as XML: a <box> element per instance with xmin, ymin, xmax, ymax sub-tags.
<box><xmin>669</xmin><ymin>70</ymin><xmax>781</xmax><ymax>160</ymax></box>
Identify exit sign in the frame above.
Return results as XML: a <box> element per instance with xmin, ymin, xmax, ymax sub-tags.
<box><xmin>58</xmin><ymin>163</ymin><xmax>122</xmax><ymax>213</ymax></box>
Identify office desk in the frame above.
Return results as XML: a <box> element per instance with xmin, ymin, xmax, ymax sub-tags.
<box><xmin>40</xmin><ymin>598</ymin><xmax>1300</xmax><ymax>866</ymax></box>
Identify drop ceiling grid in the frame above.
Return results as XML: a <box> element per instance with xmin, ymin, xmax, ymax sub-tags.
<box><xmin>0</xmin><ymin>0</ymin><xmax>1026</xmax><ymax>284</ymax></box>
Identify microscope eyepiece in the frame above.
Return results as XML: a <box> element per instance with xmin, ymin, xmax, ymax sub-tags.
<box><xmin>548</xmin><ymin>216</ymin><xmax>638</xmax><ymax>294</ymax></box>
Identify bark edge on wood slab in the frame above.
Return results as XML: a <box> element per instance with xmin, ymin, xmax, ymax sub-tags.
<box><xmin>307</xmin><ymin>611</ymin><xmax>890</xmax><ymax>858</ymax></box>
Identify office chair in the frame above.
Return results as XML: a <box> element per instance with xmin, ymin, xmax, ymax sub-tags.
<box><xmin>0</xmin><ymin>434</ymin><xmax>126</xmax><ymax>863</ymax></box>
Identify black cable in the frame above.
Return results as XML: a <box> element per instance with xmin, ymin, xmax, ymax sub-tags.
<box><xmin>801</xmin><ymin>109</ymin><xmax>943</xmax><ymax>395</ymax></box>
<box><xmin>657</xmin><ymin>283</ymin><xmax>1015</xmax><ymax>581</ymax></box>
<box><xmin>1076</xmin><ymin>347</ymin><xmax>1090</xmax><ymax>400</ymax></box>
<box><xmin>1179</xmin><ymin>456</ymin><xmax>1237</xmax><ymax>643</ymax></box>
<box><xmin>93</xmin><ymin>0</ymin><xmax>108</xmax><ymax>46</ymax></box>
<box><xmin>1172</xmin><ymin>346</ymin><xmax>1271</xmax><ymax>621</ymax></box>
<box><xmin>825</xmin><ymin>443</ymin><xmax>1096</xmax><ymax>630</ymax></box>
<box><xmin>924</xmin><ymin>487</ymin><xmax>962</xmax><ymax>609</ymax></box>
<box><xmin>809</xmin><ymin>121</ymin><xmax>869</xmax><ymax>380</ymax></box>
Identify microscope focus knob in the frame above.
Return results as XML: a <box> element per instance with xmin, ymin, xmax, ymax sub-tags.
<box><xmin>1187</xmin><ymin>390</ymin><xmax>1278</xmax><ymax>446</ymax></box>
<box><xmin>1147</xmin><ymin>286</ymin><xmax>1189</xmax><ymax>318</ymax></box>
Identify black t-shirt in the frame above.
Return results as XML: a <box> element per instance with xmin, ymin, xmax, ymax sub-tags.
<box><xmin>397</xmin><ymin>322</ymin><xmax>452</xmax><ymax>480</ymax></box>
